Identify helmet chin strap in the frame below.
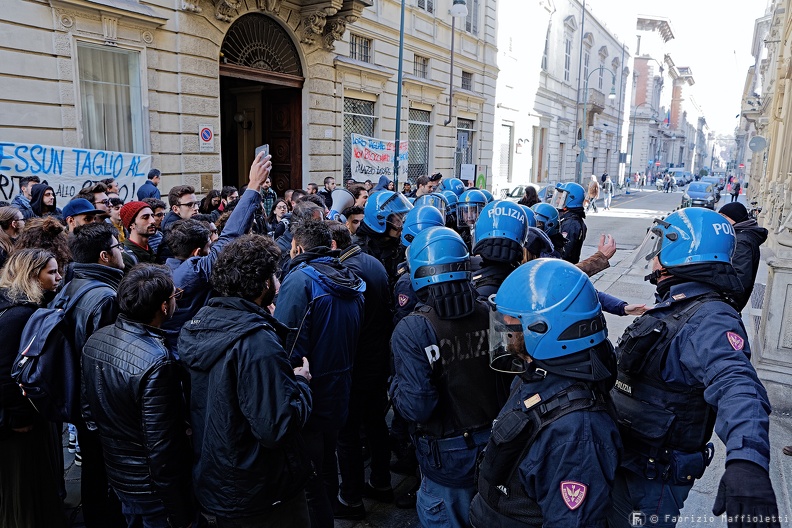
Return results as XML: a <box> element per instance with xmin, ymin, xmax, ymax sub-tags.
<box><xmin>645</xmin><ymin>269</ymin><xmax>664</xmax><ymax>285</ymax></box>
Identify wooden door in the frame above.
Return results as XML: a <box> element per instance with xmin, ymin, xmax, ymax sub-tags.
<box><xmin>263</xmin><ymin>88</ymin><xmax>301</xmax><ymax>194</ymax></box>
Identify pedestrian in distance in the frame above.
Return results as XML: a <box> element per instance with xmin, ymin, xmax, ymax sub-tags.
<box><xmin>602</xmin><ymin>174</ymin><xmax>614</xmax><ymax>210</ymax></box>
<box><xmin>586</xmin><ymin>174</ymin><xmax>600</xmax><ymax>213</ymax></box>
<box><xmin>470</xmin><ymin>259</ymin><xmax>621</xmax><ymax>527</ymax></box>
<box><xmin>730</xmin><ymin>180</ymin><xmax>742</xmax><ymax>202</ymax></box>
<box><xmin>607</xmin><ymin>208</ymin><xmax>780</xmax><ymax>528</ymax></box>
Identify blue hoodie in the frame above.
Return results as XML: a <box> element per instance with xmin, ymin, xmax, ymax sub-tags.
<box><xmin>373</xmin><ymin>175</ymin><xmax>392</xmax><ymax>192</ymax></box>
<box><xmin>274</xmin><ymin>248</ymin><xmax>365</xmax><ymax>431</ymax></box>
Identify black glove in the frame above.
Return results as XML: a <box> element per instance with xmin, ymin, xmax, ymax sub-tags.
<box><xmin>712</xmin><ymin>460</ymin><xmax>780</xmax><ymax>528</ymax></box>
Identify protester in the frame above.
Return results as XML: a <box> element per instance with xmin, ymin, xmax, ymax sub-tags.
<box><xmin>330</xmin><ymin>221</ymin><xmax>395</xmax><ymax>520</ymax></box>
<box><xmin>12</xmin><ymin>175</ymin><xmax>40</xmax><ymax>219</ymax></box>
<box><xmin>261</xmin><ymin>176</ymin><xmax>278</xmax><ymax>216</ymax></box>
<box><xmin>60</xmin><ymin>222</ymin><xmax>127</xmax><ymax>527</ymax></box>
<box><xmin>0</xmin><ymin>248</ymin><xmax>66</xmax><ymax>528</ymax></box>
<box><xmin>142</xmin><ymin>198</ymin><xmax>167</xmax><ymax>254</ymax></box>
<box><xmin>349</xmin><ymin>184</ymin><xmax>369</xmax><ymax>208</ymax></box>
<box><xmin>62</xmin><ymin>198</ymin><xmax>104</xmax><ymax>232</ymax></box>
<box><xmin>317</xmin><ymin>177</ymin><xmax>335</xmax><ymax>209</ymax></box>
<box><xmin>274</xmin><ymin>219</ymin><xmax>365</xmax><ymax>528</ymax></box>
<box><xmin>120</xmin><ymin>201</ymin><xmax>157</xmax><ymax>270</ymax></box>
<box><xmin>198</xmin><ymin>189</ymin><xmax>221</xmax><ymax>216</ymax></box>
<box><xmin>163</xmin><ymin>185</ymin><xmax>200</xmax><ymax>230</ymax></box>
<box><xmin>219</xmin><ymin>185</ymin><xmax>239</xmax><ymax>212</ymax></box>
<box><xmin>29</xmin><ymin>183</ymin><xmax>61</xmax><ymax>219</ymax></box>
<box><xmin>76</xmin><ymin>183</ymin><xmax>110</xmax><ymax>213</ymax></box>
<box><xmin>0</xmin><ymin>206</ymin><xmax>24</xmax><ymax>268</ymax></box>
<box><xmin>137</xmin><ymin>169</ymin><xmax>162</xmax><ymax>200</ymax></box>
<box><xmin>342</xmin><ymin>206</ymin><xmax>364</xmax><ymax>235</ymax></box>
<box><xmin>13</xmin><ymin>216</ymin><xmax>71</xmax><ymax>276</ymax></box>
<box><xmin>82</xmin><ymin>264</ymin><xmax>193</xmax><ymax>528</ymax></box>
<box><xmin>107</xmin><ymin>197</ymin><xmax>126</xmax><ymax>242</ymax></box>
<box><xmin>179</xmin><ymin>234</ymin><xmax>313</xmax><ymax>527</ymax></box>
<box><xmin>307</xmin><ymin>183</ymin><xmax>319</xmax><ymax>194</ymax></box>
<box><xmin>719</xmin><ymin>201</ymin><xmax>768</xmax><ymax>312</ymax></box>
<box><xmin>602</xmin><ymin>173</ymin><xmax>614</xmax><ymax>210</ymax></box>
<box><xmin>517</xmin><ymin>185</ymin><xmax>540</xmax><ymax>207</ymax></box>
<box><xmin>586</xmin><ymin>174</ymin><xmax>600</xmax><ymax>213</ymax></box>
<box><xmin>411</xmin><ymin>175</ymin><xmax>438</xmax><ymax>199</ymax></box>
<box><xmin>267</xmin><ymin>199</ymin><xmax>289</xmax><ymax>233</ymax></box>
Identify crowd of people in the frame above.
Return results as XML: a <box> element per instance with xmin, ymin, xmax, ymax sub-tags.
<box><xmin>0</xmin><ymin>156</ymin><xmax>781</xmax><ymax>528</ymax></box>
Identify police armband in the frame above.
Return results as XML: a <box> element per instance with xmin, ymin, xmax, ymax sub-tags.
<box><xmin>616</xmin><ymin>315</ymin><xmax>667</xmax><ymax>375</ymax></box>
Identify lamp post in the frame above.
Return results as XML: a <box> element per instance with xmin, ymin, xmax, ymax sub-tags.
<box><xmin>627</xmin><ymin>102</ymin><xmax>657</xmax><ymax>182</ymax></box>
<box><xmin>576</xmin><ymin>66</ymin><xmax>617</xmax><ymax>184</ymax></box>
<box><xmin>444</xmin><ymin>0</ymin><xmax>469</xmax><ymax>127</ymax></box>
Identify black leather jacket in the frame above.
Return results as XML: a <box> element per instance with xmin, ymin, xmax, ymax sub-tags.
<box><xmin>82</xmin><ymin>315</ymin><xmax>193</xmax><ymax>528</ymax></box>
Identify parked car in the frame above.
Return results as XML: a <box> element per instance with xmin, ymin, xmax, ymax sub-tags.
<box><xmin>680</xmin><ymin>182</ymin><xmax>719</xmax><ymax>209</ymax></box>
<box><xmin>504</xmin><ymin>183</ymin><xmax>555</xmax><ymax>203</ymax></box>
<box><xmin>668</xmin><ymin>168</ymin><xmax>693</xmax><ymax>186</ymax></box>
<box><xmin>700</xmin><ymin>177</ymin><xmax>723</xmax><ymax>200</ymax></box>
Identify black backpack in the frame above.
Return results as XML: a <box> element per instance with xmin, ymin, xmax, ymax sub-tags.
<box><xmin>11</xmin><ymin>280</ymin><xmax>103</xmax><ymax>422</ymax></box>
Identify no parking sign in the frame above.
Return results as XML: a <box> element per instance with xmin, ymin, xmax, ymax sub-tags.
<box><xmin>199</xmin><ymin>125</ymin><xmax>214</xmax><ymax>153</ymax></box>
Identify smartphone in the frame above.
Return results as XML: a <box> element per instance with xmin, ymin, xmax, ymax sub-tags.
<box><xmin>255</xmin><ymin>144</ymin><xmax>269</xmax><ymax>159</ymax></box>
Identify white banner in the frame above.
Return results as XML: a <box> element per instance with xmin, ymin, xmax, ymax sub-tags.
<box><xmin>0</xmin><ymin>142</ymin><xmax>152</xmax><ymax>203</ymax></box>
<box><xmin>350</xmin><ymin>133</ymin><xmax>408</xmax><ymax>180</ymax></box>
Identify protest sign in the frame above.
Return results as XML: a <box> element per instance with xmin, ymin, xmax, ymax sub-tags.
<box><xmin>0</xmin><ymin>142</ymin><xmax>152</xmax><ymax>203</ymax></box>
<box><xmin>350</xmin><ymin>134</ymin><xmax>408</xmax><ymax>180</ymax></box>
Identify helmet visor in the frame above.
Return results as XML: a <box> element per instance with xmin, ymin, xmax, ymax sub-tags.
<box><xmin>380</xmin><ymin>192</ymin><xmax>413</xmax><ymax>214</ymax></box>
<box><xmin>624</xmin><ymin>221</ymin><xmax>665</xmax><ymax>274</ymax></box>
<box><xmin>550</xmin><ymin>189</ymin><xmax>569</xmax><ymax>209</ymax></box>
<box><xmin>489</xmin><ymin>306</ymin><xmax>529</xmax><ymax>373</ymax></box>
<box><xmin>457</xmin><ymin>203</ymin><xmax>483</xmax><ymax>227</ymax></box>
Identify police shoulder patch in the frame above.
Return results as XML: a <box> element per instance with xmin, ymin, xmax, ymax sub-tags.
<box><xmin>398</xmin><ymin>294</ymin><xmax>409</xmax><ymax>307</ymax></box>
<box><xmin>726</xmin><ymin>331</ymin><xmax>745</xmax><ymax>351</ymax></box>
<box><xmin>560</xmin><ymin>481</ymin><xmax>587</xmax><ymax>510</ymax></box>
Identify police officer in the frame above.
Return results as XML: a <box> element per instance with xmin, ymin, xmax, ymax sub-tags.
<box><xmin>354</xmin><ymin>190</ymin><xmax>413</xmax><ymax>288</ymax></box>
<box><xmin>531</xmin><ymin>202</ymin><xmax>563</xmax><ymax>257</ymax></box>
<box><xmin>607</xmin><ymin>208</ymin><xmax>780</xmax><ymax>528</ymax></box>
<box><xmin>552</xmin><ymin>182</ymin><xmax>588</xmax><ymax>264</ymax></box>
<box><xmin>456</xmin><ymin>189</ymin><xmax>488</xmax><ymax>251</ymax></box>
<box><xmin>390</xmin><ymin>226</ymin><xmax>506</xmax><ymax>528</ymax></box>
<box><xmin>471</xmin><ymin>200</ymin><xmax>531</xmax><ymax>299</ymax></box>
<box><xmin>470</xmin><ymin>258</ymin><xmax>621</xmax><ymax>527</ymax></box>
<box><xmin>438</xmin><ymin>177</ymin><xmax>466</xmax><ymax>196</ymax></box>
<box><xmin>393</xmin><ymin>204</ymin><xmax>446</xmax><ymax>324</ymax></box>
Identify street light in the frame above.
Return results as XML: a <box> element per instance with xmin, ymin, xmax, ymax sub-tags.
<box><xmin>444</xmin><ymin>0</ymin><xmax>469</xmax><ymax>126</ymax></box>
<box><xmin>576</xmin><ymin>66</ymin><xmax>617</xmax><ymax>184</ymax></box>
<box><xmin>627</xmin><ymin>102</ymin><xmax>657</xmax><ymax>181</ymax></box>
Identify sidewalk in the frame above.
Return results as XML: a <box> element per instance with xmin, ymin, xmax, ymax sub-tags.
<box><xmin>584</xmin><ymin>211</ymin><xmax>792</xmax><ymax>527</ymax></box>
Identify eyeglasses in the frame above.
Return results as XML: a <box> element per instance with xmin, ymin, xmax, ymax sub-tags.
<box><xmin>106</xmin><ymin>242</ymin><xmax>123</xmax><ymax>251</ymax></box>
<box><xmin>95</xmin><ymin>199</ymin><xmax>111</xmax><ymax>206</ymax></box>
<box><xmin>169</xmin><ymin>288</ymin><xmax>184</xmax><ymax>300</ymax></box>
<box><xmin>13</xmin><ymin>217</ymin><xmax>24</xmax><ymax>223</ymax></box>
<box><xmin>178</xmin><ymin>201</ymin><xmax>199</xmax><ymax>209</ymax></box>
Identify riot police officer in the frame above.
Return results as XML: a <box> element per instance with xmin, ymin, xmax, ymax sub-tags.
<box><xmin>470</xmin><ymin>258</ymin><xmax>621</xmax><ymax>527</ymax></box>
<box><xmin>354</xmin><ymin>190</ymin><xmax>413</xmax><ymax>288</ymax></box>
<box><xmin>607</xmin><ymin>208</ymin><xmax>780</xmax><ymax>528</ymax></box>
<box><xmin>531</xmin><ymin>202</ymin><xmax>563</xmax><ymax>257</ymax></box>
<box><xmin>390</xmin><ymin>226</ymin><xmax>506</xmax><ymax>528</ymax></box>
<box><xmin>471</xmin><ymin>200</ymin><xmax>531</xmax><ymax>299</ymax></box>
<box><xmin>551</xmin><ymin>181</ymin><xmax>588</xmax><ymax>264</ymax></box>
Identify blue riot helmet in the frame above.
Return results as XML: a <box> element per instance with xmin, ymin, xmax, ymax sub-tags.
<box><xmin>362</xmin><ymin>190</ymin><xmax>413</xmax><ymax>234</ymax></box>
<box><xmin>413</xmin><ymin>192</ymin><xmax>448</xmax><ymax>218</ymax></box>
<box><xmin>408</xmin><ymin>226</ymin><xmax>470</xmax><ymax>292</ymax></box>
<box><xmin>523</xmin><ymin>227</ymin><xmax>555</xmax><ymax>260</ymax></box>
<box><xmin>479</xmin><ymin>189</ymin><xmax>495</xmax><ymax>203</ymax></box>
<box><xmin>401</xmin><ymin>204</ymin><xmax>446</xmax><ymax>247</ymax></box>
<box><xmin>457</xmin><ymin>189</ymin><xmax>488</xmax><ymax>228</ymax></box>
<box><xmin>632</xmin><ymin>208</ymin><xmax>742</xmax><ymax>291</ymax></box>
<box><xmin>531</xmin><ymin>202</ymin><xmax>559</xmax><ymax>236</ymax></box>
<box><xmin>551</xmin><ymin>181</ymin><xmax>586</xmax><ymax>209</ymax></box>
<box><xmin>473</xmin><ymin>201</ymin><xmax>529</xmax><ymax>263</ymax></box>
<box><xmin>328</xmin><ymin>188</ymin><xmax>354</xmax><ymax>222</ymax></box>
<box><xmin>490</xmin><ymin>259</ymin><xmax>613</xmax><ymax>381</ymax></box>
<box><xmin>518</xmin><ymin>204</ymin><xmax>537</xmax><ymax>228</ymax></box>
<box><xmin>407</xmin><ymin>196</ymin><xmax>416</xmax><ymax>205</ymax></box>
<box><xmin>440</xmin><ymin>190</ymin><xmax>459</xmax><ymax>216</ymax></box>
<box><xmin>439</xmin><ymin>177</ymin><xmax>466</xmax><ymax>196</ymax></box>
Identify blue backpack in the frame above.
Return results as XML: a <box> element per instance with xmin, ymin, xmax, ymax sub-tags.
<box><xmin>11</xmin><ymin>280</ymin><xmax>103</xmax><ymax>422</ymax></box>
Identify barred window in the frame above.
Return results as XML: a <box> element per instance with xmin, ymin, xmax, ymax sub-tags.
<box><xmin>408</xmin><ymin>109</ymin><xmax>431</xmax><ymax>181</ymax></box>
<box><xmin>349</xmin><ymin>34</ymin><xmax>372</xmax><ymax>63</ymax></box>
<box><xmin>417</xmin><ymin>0</ymin><xmax>434</xmax><ymax>14</ymax></box>
<box><xmin>461</xmin><ymin>71</ymin><xmax>473</xmax><ymax>91</ymax></box>
<box><xmin>414</xmin><ymin>55</ymin><xmax>429</xmax><ymax>79</ymax></box>
<box><xmin>455</xmin><ymin>119</ymin><xmax>475</xmax><ymax>179</ymax></box>
<box><xmin>564</xmin><ymin>38</ymin><xmax>572</xmax><ymax>82</ymax></box>
<box><xmin>343</xmin><ymin>98</ymin><xmax>376</xmax><ymax>180</ymax></box>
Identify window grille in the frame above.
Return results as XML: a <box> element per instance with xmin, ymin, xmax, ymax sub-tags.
<box><xmin>461</xmin><ymin>71</ymin><xmax>473</xmax><ymax>91</ymax></box>
<box><xmin>414</xmin><ymin>55</ymin><xmax>429</xmax><ymax>79</ymax></box>
<box><xmin>349</xmin><ymin>34</ymin><xmax>372</xmax><ymax>63</ymax></box>
<box><xmin>408</xmin><ymin>109</ymin><xmax>431</xmax><ymax>181</ymax></box>
<box><xmin>343</xmin><ymin>98</ymin><xmax>376</xmax><ymax>180</ymax></box>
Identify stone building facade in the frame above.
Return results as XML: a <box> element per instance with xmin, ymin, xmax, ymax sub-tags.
<box><xmin>0</xmin><ymin>0</ymin><xmax>497</xmax><ymax>196</ymax></box>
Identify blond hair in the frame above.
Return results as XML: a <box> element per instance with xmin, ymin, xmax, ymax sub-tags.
<box><xmin>0</xmin><ymin>206</ymin><xmax>20</xmax><ymax>255</ymax></box>
<box><xmin>0</xmin><ymin>248</ymin><xmax>56</xmax><ymax>304</ymax></box>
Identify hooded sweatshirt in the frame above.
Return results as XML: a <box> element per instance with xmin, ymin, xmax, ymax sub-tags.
<box><xmin>373</xmin><ymin>175</ymin><xmax>392</xmax><ymax>192</ymax></box>
<box><xmin>274</xmin><ymin>246</ymin><xmax>365</xmax><ymax>431</ymax></box>
<box><xmin>29</xmin><ymin>183</ymin><xmax>61</xmax><ymax>219</ymax></box>
<box><xmin>732</xmin><ymin>218</ymin><xmax>768</xmax><ymax>312</ymax></box>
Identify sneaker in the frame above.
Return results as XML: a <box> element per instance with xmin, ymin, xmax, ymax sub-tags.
<box><xmin>363</xmin><ymin>482</ymin><xmax>394</xmax><ymax>503</ymax></box>
<box><xmin>333</xmin><ymin>497</ymin><xmax>366</xmax><ymax>520</ymax></box>
<box><xmin>67</xmin><ymin>433</ymin><xmax>77</xmax><ymax>453</ymax></box>
<box><xmin>74</xmin><ymin>451</ymin><xmax>82</xmax><ymax>467</ymax></box>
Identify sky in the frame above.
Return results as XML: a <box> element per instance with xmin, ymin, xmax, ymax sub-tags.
<box><xmin>584</xmin><ymin>0</ymin><xmax>769</xmax><ymax>135</ymax></box>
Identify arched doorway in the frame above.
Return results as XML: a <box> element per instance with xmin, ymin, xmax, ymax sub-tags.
<box><xmin>219</xmin><ymin>13</ymin><xmax>304</xmax><ymax>194</ymax></box>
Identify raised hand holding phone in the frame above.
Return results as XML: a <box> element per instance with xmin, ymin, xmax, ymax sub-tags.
<box><xmin>249</xmin><ymin>146</ymin><xmax>271</xmax><ymax>190</ymax></box>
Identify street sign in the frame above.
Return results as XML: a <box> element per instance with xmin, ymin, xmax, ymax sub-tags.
<box><xmin>199</xmin><ymin>125</ymin><xmax>214</xmax><ymax>153</ymax></box>
<box><xmin>655</xmin><ymin>161</ymin><xmax>661</xmax><ymax>166</ymax></box>
<box><xmin>577</xmin><ymin>151</ymin><xmax>588</xmax><ymax>163</ymax></box>
<box><xmin>739</xmin><ymin>163</ymin><xmax>745</xmax><ymax>168</ymax></box>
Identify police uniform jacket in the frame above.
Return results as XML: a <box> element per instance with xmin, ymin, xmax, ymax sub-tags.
<box><xmin>615</xmin><ymin>281</ymin><xmax>772</xmax><ymax>475</ymax></box>
<box><xmin>559</xmin><ymin>208</ymin><xmax>587</xmax><ymax>264</ymax></box>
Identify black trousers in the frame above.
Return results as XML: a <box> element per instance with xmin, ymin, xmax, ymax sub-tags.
<box><xmin>76</xmin><ymin>422</ymin><xmax>126</xmax><ymax>528</ymax></box>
